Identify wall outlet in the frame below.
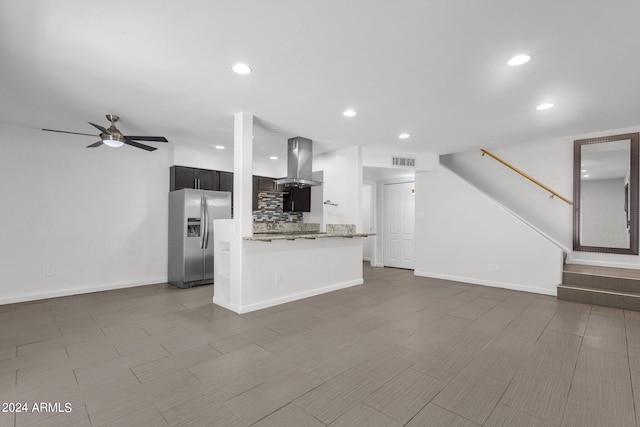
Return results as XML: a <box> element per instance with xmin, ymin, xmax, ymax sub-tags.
<box><xmin>495</xmin><ymin>264</ymin><xmax>501</xmax><ymax>271</ymax></box>
<box><xmin>488</xmin><ymin>264</ymin><xmax>495</xmax><ymax>272</ymax></box>
<box><xmin>45</xmin><ymin>266</ymin><xmax>55</xmax><ymax>277</ymax></box>
<box><xmin>275</xmin><ymin>273</ymin><xmax>281</xmax><ymax>284</ymax></box>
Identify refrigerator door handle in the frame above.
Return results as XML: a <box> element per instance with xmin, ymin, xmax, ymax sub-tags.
<box><xmin>200</xmin><ymin>195</ymin><xmax>206</xmax><ymax>249</ymax></box>
<box><xmin>204</xmin><ymin>196</ymin><xmax>210</xmax><ymax>248</ymax></box>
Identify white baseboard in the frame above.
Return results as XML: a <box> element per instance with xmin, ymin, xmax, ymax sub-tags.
<box><xmin>362</xmin><ymin>257</ymin><xmax>371</xmax><ymax>262</ymax></box>
<box><xmin>212</xmin><ymin>297</ymin><xmax>241</xmax><ymax>313</ymax></box>
<box><xmin>231</xmin><ymin>279</ymin><xmax>364</xmax><ymax>314</ymax></box>
<box><xmin>413</xmin><ymin>270</ymin><xmax>557</xmax><ymax>297</ymax></box>
<box><xmin>0</xmin><ymin>277</ymin><xmax>168</xmax><ymax>305</ymax></box>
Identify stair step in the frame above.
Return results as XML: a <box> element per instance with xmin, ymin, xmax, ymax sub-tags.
<box><xmin>563</xmin><ymin>271</ymin><xmax>640</xmax><ymax>293</ymax></box>
<box><xmin>557</xmin><ymin>284</ymin><xmax>640</xmax><ymax>311</ymax></box>
<box><xmin>559</xmin><ymin>265</ymin><xmax>640</xmax><ymax>311</ymax></box>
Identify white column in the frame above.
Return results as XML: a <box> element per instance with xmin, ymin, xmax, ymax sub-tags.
<box><xmin>229</xmin><ymin>112</ymin><xmax>253</xmax><ymax>310</ymax></box>
<box><xmin>355</xmin><ymin>146</ymin><xmax>364</xmax><ymax>233</ymax></box>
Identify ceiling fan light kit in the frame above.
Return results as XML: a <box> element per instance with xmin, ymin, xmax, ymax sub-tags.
<box><xmin>101</xmin><ymin>135</ymin><xmax>124</xmax><ymax>148</ymax></box>
<box><xmin>43</xmin><ymin>114</ymin><xmax>168</xmax><ymax>151</ymax></box>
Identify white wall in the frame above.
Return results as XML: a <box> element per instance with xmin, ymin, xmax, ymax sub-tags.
<box><xmin>313</xmin><ymin>146</ymin><xmax>362</xmax><ymax>228</ymax></box>
<box><xmin>252</xmin><ymin>158</ymin><xmax>286</xmax><ymax>178</ymax></box>
<box><xmin>0</xmin><ymin>122</ymin><xmax>241</xmax><ymax>304</ymax></box>
<box><xmin>170</xmin><ymin>144</ymin><xmax>233</xmax><ymax>171</ymax></box>
<box><xmin>441</xmin><ymin>137</ymin><xmax>574</xmax><ymax>248</ymax></box>
<box><xmin>303</xmin><ymin>171</ymin><xmax>324</xmax><ymax>226</ymax></box>
<box><xmin>170</xmin><ymin>143</ymin><xmax>284</xmax><ymax>178</ymax></box>
<box><xmin>362</xmin><ymin>147</ymin><xmax>438</xmax><ymax>171</ymax></box>
<box><xmin>0</xmin><ymin>123</ymin><xmax>170</xmax><ymax>303</ymax></box>
<box><xmin>414</xmin><ymin>165</ymin><xmax>564</xmax><ymax>295</ymax></box>
<box><xmin>442</xmin><ymin>124</ymin><xmax>640</xmax><ymax>269</ymax></box>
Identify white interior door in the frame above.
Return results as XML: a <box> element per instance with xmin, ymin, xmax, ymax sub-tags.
<box><xmin>383</xmin><ymin>182</ymin><xmax>415</xmax><ymax>269</ymax></box>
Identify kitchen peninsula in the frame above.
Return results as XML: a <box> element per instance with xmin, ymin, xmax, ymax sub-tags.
<box><xmin>214</xmin><ymin>112</ymin><xmax>372</xmax><ymax>314</ymax></box>
<box><xmin>213</xmin><ymin>220</ymin><xmax>373</xmax><ymax>313</ymax></box>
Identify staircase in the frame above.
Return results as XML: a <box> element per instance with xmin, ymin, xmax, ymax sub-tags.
<box><xmin>558</xmin><ymin>264</ymin><xmax>640</xmax><ymax>311</ymax></box>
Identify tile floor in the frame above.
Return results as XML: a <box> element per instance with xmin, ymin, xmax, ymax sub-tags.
<box><xmin>0</xmin><ymin>264</ymin><xmax>639</xmax><ymax>426</ymax></box>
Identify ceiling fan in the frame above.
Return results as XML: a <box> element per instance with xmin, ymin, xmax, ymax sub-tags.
<box><xmin>42</xmin><ymin>114</ymin><xmax>168</xmax><ymax>151</ymax></box>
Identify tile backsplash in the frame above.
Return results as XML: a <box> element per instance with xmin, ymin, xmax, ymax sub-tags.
<box><xmin>253</xmin><ymin>192</ymin><xmax>303</xmax><ymax>223</ymax></box>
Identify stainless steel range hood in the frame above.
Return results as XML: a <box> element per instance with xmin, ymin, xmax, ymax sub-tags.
<box><xmin>275</xmin><ymin>137</ymin><xmax>322</xmax><ymax>188</ymax></box>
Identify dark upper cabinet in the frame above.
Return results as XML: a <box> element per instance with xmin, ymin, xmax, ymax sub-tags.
<box><xmin>283</xmin><ymin>186</ymin><xmax>311</xmax><ymax>212</ymax></box>
<box><xmin>170</xmin><ymin>166</ymin><xmax>196</xmax><ymax>191</ymax></box>
<box><xmin>252</xmin><ymin>176</ymin><xmax>260</xmax><ymax>211</ymax></box>
<box><xmin>218</xmin><ymin>171</ymin><xmax>234</xmax><ymax>211</ymax></box>
<box><xmin>258</xmin><ymin>176</ymin><xmax>276</xmax><ymax>191</ymax></box>
<box><xmin>169</xmin><ymin>169</ymin><xmax>311</xmax><ymax>212</ymax></box>
<box><xmin>170</xmin><ymin>166</ymin><xmax>219</xmax><ymax>191</ymax></box>
<box><xmin>218</xmin><ymin>171</ymin><xmax>234</xmax><ymax>193</ymax></box>
<box><xmin>198</xmin><ymin>169</ymin><xmax>218</xmax><ymax>190</ymax></box>
<box><xmin>252</xmin><ymin>175</ymin><xmax>278</xmax><ymax>210</ymax></box>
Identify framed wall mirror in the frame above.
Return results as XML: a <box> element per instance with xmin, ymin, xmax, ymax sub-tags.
<box><xmin>573</xmin><ymin>132</ymin><xmax>639</xmax><ymax>255</ymax></box>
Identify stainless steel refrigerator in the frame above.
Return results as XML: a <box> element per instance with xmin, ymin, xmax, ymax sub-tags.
<box><xmin>168</xmin><ymin>189</ymin><xmax>231</xmax><ymax>288</ymax></box>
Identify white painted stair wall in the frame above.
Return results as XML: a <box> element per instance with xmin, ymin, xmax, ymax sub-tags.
<box><xmin>440</xmin><ymin>147</ymin><xmax>574</xmax><ymax>249</ymax></box>
<box><xmin>414</xmin><ymin>164</ymin><xmax>564</xmax><ymax>295</ymax></box>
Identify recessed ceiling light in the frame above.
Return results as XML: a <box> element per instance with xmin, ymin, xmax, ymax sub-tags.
<box><xmin>508</xmin><ymin>54</ymin><xmax>531</xmax><ymax>66</ymax></box>
<box><xmin>232</xmin><ymin>63</ymin><xmax>252</xmax><ymax>75</ymax></box>
<box><xmin>399</xmin><ymin>133</ymin><xmax>410</xmax><ymax>139</ymax></box>
<box><xmin>536</xmin><ymin>103</ymin><xmax>554</xmax><ymax>110</ymax></box>
<box><xmin>343</xmin><ymin>109</ymin><xmax>356</xmax><ymax>117</ymax></box>
<box><xmin>581</xmin><ymin>169</ymin><xmax>587</xmax><ymax>173</ymax></box>
<box><xmin>583</xmin><ymin>174</ymin><xmax>590</xmax><ymax>178</ymax></box>
<box><xmin>215</xmin><ymin>145</ymin><xmax>225</xmax><ymax>150</ymax></box>
<box><xmin>269</xmin><ymin>156</ymin><xmax>278</xmax><ymax>160</ymax></box>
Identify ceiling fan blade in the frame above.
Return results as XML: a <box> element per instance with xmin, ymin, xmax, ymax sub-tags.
<box><xmin>86</xmin><ymin>141</ymin><xmax>104</xmax><ymax>148</ymax></box>
<box><xmin>42</xmin><ymin>128</ymin><xmax>97</xmax><ymax>137</ymax></box>
<box><xmin>124</xmin><ymin>135</ymin><xmax>168</xmax><ymax>142</ymax></box>
<box><xmin>88</xmin><ymin>122</ymin><xmax>111</xmax><ymax>134</ymax></box>
<box><xmin>123</xmin><ymin>139</ymin><xmax>157</xmax><ymax>151</ymax></box>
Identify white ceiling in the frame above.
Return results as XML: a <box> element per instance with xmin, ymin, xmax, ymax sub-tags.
<box><xmin>2</xmin><ymin>1</ymin><xmax>640</xmax><ymax>157</ymax></box>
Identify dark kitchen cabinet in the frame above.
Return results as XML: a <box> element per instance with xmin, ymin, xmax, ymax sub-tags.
<box><xmin>218</xmin><ymin>171</ymin><xmax>234</xmax><ymax>212</ymax></box>
<box><xmin>170</xmin><ymin>166</ymin><xmax>218</xmax><ymax>191</ymax></box>
<box><xmin>283</xmin><ymin>186</ymin><xmax>311</xmax><ymax>212</ymax></box>
<box><xmin>198</xmin><ymin>169</ymin><xmax>217</xmax><ymax>190</ymax></box>
<box><xmin>252</xmin><ymin>176</ymin><xmax>259</xmax><ymax>211</ymax></box>
<box><xmin>258</xmin><ymin>176</ymin><xmax>276</xmax><ymax>192</ymax></box>
<box><xmin>170</xmin><ymin>166</ymin><xmax>196</xmax><ymax>190</ymax></box>
<box><xmin>252</xmin><ymin>175</ymin><xmax>277</xmax><ymax>210</ymax></box>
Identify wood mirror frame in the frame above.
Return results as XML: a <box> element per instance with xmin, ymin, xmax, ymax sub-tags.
<box><xmin>573</xmin><ymin>132</ymin><xmax>639</xmax><ymax>255</ymax></box>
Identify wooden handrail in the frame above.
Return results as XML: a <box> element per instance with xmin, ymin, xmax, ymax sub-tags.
<box><xmin>480</xmin><ymin>149</ymin><xmax>573</xmax><ymax>205</ymax></box>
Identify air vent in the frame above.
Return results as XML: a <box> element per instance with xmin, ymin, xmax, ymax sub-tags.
<box><xmin>392</xmin><ymin>157</ymin><xmax>416</xmax><ymax>167</ymax></box>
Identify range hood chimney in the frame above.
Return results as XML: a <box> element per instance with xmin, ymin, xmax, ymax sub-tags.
<box><xmin>275</xmin><ymin>137</ymin><xmax>322</xmax><ymax>188</ymax></box>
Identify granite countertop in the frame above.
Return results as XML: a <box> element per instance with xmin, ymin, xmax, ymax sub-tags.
<box><xmin>246</xmin><ymin>223</ymin><xmax>374</xmax><ymax>241</ymax></box>
<box><xmin>244</xmin><ymin>232</ymin><xmax>375</xmax><ymax>242</ymax></box>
